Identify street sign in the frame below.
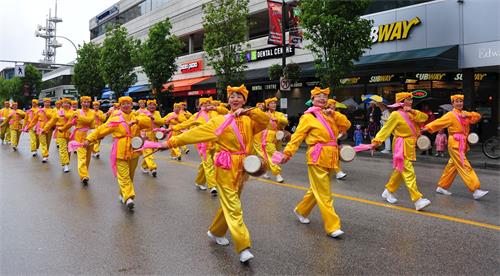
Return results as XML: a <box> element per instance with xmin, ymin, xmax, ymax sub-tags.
<box><xmin>280</xmin><ymin>98</ymin><xmax>288</xmax><ymax>109</ymax></box>
<box><xmin>280</xmin><ymin>77</ymin><xmax>291</xmax><ymax>91</ymax></box>
<box><xmin>14</xmin><ymin>65</ymin><xmax>25</xmax><ymax>77</ymax></box>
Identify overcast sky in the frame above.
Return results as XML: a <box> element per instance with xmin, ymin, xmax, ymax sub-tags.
<box><xmin>0</xmin><ymin>0</ymin><xmax>118</xmax><ymax>71</ymax></box>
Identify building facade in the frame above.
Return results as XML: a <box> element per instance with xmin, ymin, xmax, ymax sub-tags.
<box><xmin>90</xmin><ymin>0</ymin><xmax>499</xmax><ymax>136</ymax></box>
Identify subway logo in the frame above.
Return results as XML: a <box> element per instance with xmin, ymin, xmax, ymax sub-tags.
<box><xmin>370</xmin><ymin>17</ymin><xmax>421</xmax><ymax>43</ymax></box>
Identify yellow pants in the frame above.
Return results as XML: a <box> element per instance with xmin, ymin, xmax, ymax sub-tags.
<box><xmin>39</xmin><ymin>132</ymin><xmax>52</xmax><ymax>158</ymax></box>
<box><xmin>10</xmin><ymin>129</ymin><xmax>21</xmax><ymax>147</ymax></box>
<box><xmin>116</xmin><ymin>158</ymin><xmax>139</xmax><ymax>202</ymax></box>
<box><xmin>29</xmin><ymin>129</ymin><xmax>39</xmax><ymax>152</ymax></box>
<box><xmin>385</xmin><ymin>159</ymin><xmax>423</xmax><ymax>202</ymax></box>
<box><xmin>0</xmin><ymin>124</ymin><xmax>10</xmax><ymax>142</ymax></box>
<box><xmin>194</xmin><ymin>150</ymin><xmax>216</xmax><ymax>189</ymax></box>
<box><xmin>295</xmin><ymin>165</ymin><xmax>341</xmax><ymax>234</ymax></box>
<box><xmin>438</xmin><ymin>148</ymin><xmax>480</xmax><ymax>192</ymax></box>
<box><xmin>333</xmin><ymin>157</ymin><xmax>342</xmax><ymax>174</ymax></box>
<box><xmin>208</xmin><ymin>165</ymin><xmax>251</xmax><ymax>253</ymax></box>
<box><xmin>141</xmin><ymin>148</ymin><xmax>157</xmax><ymax>171</ymax></box>
<box><xmin>56</xmin><ymin>138</ymin><xmax>70</xmax><ymax>166</ymax></box>
<box><xmin>77</xmin><ymin>146</ymin><xmax>92</xmax><ymax>179</ymax></box>
<box><xmin>254</xmin><ymin>141</ymin><xmax>281</xmax><ymax>175</ymax></box>
<box><xmin>92</xmin><ymin>140</ymin><xmax>101</xmax><ymax>153</ymax></box>
<box><xmin>170</xmin><ymin>147</ymin><xmax>181</xmax><ymax>158</ymax></box>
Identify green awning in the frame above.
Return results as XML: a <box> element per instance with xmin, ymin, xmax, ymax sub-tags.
<box><xmin>353</xmin><ymin>45</ymin><xmax>458</xmax><ymax>74</ymax></box>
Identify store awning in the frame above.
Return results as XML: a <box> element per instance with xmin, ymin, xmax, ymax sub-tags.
<box><xmin>354</xmin><ymin>45</ymin><xmax>458</xmax><ymax>74</ymax></box>
<box><xmin>162</xmin><ymin>76</ymin><xmax>212</xmax><ymax>92</ymax></box>
<box><xmin>124</xmin><ymin>84</ymin><xmax>150</xmax><ymax>96</ymax></box>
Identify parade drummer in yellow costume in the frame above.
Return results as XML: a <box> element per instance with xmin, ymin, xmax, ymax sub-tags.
<box><xmin>27</xmin><ymin>98</ymin><xmax>56</xmax><ymax>163</ymax></box>
<box><xmin>212</xmin><ymin>100</ymin><xmax>229</xmax><ymax>114</ymax></box>
<box><xmin>23</xmin><ymin>99</ymin><xmax>40</xmax><ymax>156</ymax></box>
<box><xmin>139</xmin><ymin>99</ymin><xmax>167</xmax><ymax>177</ymax></box>
<box><xmin>44</xmin><ymin>98</ymin><xmax>73</xmax><ymax>172</ymax></box>
<box><xmin>70</xmin><ymin>100</ymin><xmax>78</xmax><ymax>111</ymax></box>
<box><xmin>178</xmin><ymin>101</ymin><xmax>191</xmax><ymax>154</ymax></box>
<box><xmin>279</xmin><ymin>87</ymin><xmax>348</xmax><ymax>238</ymax></box>
<box><xmin>253</xmin><ymin>97</ymin><xmax>288</xmax><ymax>183</ymax></box>
<box><xmin>0</xmin><ymin>101</ymin><xmax>11</xmax><ymax>144</ymax></box>
<box><xmin>84</xmin><ymin>96</ymin><xmax>151</xmax><ymax>211</ymax></box>
<box><xmin>91</xmin><ymin>101</ymin><xmax>106</xmax><ymax>158</ymax></box>
<box><xmin>134</xmin><ymin>99</ymin><xmax>147</xmax><ymax>116</ymax></box>
<box><xmin>326</xmin><ymin>99</ymin><xmax>351</xmax><ymax>180</ymax></box>
<box><xmin>61</xmin><ymin>96</ymin><xmax>96</xmax><ymax>185</ymax></box>
<box><xmin>5</xmin><ymin>102</ymin><xmax>25</xmax><ymax>151</ymax></box>
<box><xmin>422</xmin><ymin>94</ymin><xmax>488</xmax><ymax>200</ymax></box>
<box><xmin>172</xmin><ymin>97</ymin><xmax>218</xmax><ymax>194</ymax></box>
<box><xmin>162</xmin><ymin>85</ymin><xmax>269</xmax><ymax>263</ymax></box>
<box><xmin>164</xmin><ymin>103</ymin><xmax>187</xmax><ymax>160</ymax></box>
<box><xmin>369</xmin><ymin>92</ymin><xmax>431</xmax><ymax>211</ymax></box>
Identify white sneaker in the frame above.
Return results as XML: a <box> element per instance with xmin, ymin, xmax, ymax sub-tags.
<box><xmin>210</xmin><ymin>187</ymin><xmax>218</xmax><ymax>196</ymax></box>
<box><xmin>262</xmin><ymin>173</ymin><xmax>271</xmax><ymax>179</ymax></box>
<box><xmin>207</xmin><ymin>231</ymin><xmax>229</xmax><ymax>246</ymax></box>
<box><xmin>32</xmin><ymin>152</ymin><xmax>37</xmax><ymax>157</ymax></box>
<box><xmin>414</xmin><ymin>198</ymin><xmax>431</xmax><ymax>211</ymax></box>
<box><xmin>63</xmin><ymin>165</ymin><xmax>70</xmax><ymax>173</ymax></box>
<box><xmin>293</xmin><ymin>209</ymin><xmax>310</xmax><ymax>224</ymax></box>
<box><xmin>141</xmin><ymin>167</ymin><xmax>149</xmax><ymax>174</ymax></box>
<box><xmin>329</xmin><ymin>229</ymin><xmax>344</xmax><ymax>238</ymax></box>
<box><xmin>239</xmin><ymin>249</ymin><xmax>254</xmax><ymax>263</ymax></box>
<box><xmin>436</xmin><ymin>187</ymin><xmax>452</xmax><ymax>195</ymax></box>
<box><xmin>125</xmin><ymin>198</ymin><xmax>135</xmax><ymax>211</ymax></box>
<box><xmin>195</xmin><ymin>184</ymin><xmax>208</xmax><ymax>190</ymax></box>
<box><xmin>473</xmin><ymin>189</ymin><xmax>489</xmax><ymax>200</ymax></box>
<box><xmin>381</xmin><ymin>189</ymin><xmax>398</xmax><ymax>204</ymax></box>
<box><xmin>381</xmin><ymin>149</ymin><xmax>391</xmax><ymax>154</ymax></box>
<box><xmin>276</xmin><ymin>174</ymin><xmax>284</xmax><ymax>183</ymax></box>
<box><xmin>336</xmin><ymin>171</ymin><xmax>347</xmax><ymax>180</ymax></box>
<box><xmin>95</xmin><ymin>153</ymin><xmax>100</xmax><ymax>159</ymax></box>
<box><xmin>42</xmin><ymin>157</ymin><xmax>48</xmax><ymax>163</ymax></box>
<box><xmin>151</xmin><ymin>170</ymin><xmax>157</xmax><ymax>177</ymax></box>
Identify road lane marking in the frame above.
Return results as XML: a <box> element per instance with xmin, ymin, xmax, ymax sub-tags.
<box><xmin>161</xmin><ymin>157</ymin><xmax>500</xmax><ymax>232</ymax></box>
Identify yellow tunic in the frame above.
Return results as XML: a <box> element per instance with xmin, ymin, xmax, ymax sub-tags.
<box><xmin>92</xmin><ymin>109</ymin><xmax>107</xmax><ymax>154</ymax></box>
<box><xmin>168</xmin><ymin>109</ymin><xmax>269</xmax><ymax>253</ymax></box>
<box><xmin>164</xmin><ymin>111</ymin><xmax>187</xmax><ymax>158</ymax></box>
<box><xmin>44</xmin><ymin>108</ymin><xmax>73</xmax><ymax>165</ymax></box>
<box><xmin>24</xmin><ymin>107</ymin><xmax>40</xmax><ymax>152</ymax></box>
<box><xmin>7</xmin><ymin>109</ymin><xmax>26</xmax><ymax>148</ymax></box>
<box><xmin>0</xmin><ymin>107</ymin><xmax>12</xmax><ymax>142</ymax></box>
<box><xmin>27</xmin><ymin>107</ymin><xmax>56</xmax><ymax>158</ymax></box>
<box><xmin>141</xmin><ymin>110</ymin><xmax>167</xmax><ymax>171</ymax></box>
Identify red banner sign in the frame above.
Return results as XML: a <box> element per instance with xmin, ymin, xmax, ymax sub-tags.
<box><xmin>267</xmin><ymin>0</ymin><xmax>283</xmax><ymax>46</ymax></box>
<box><xmin>180</xmin><ymin>60</ymin><xmax>203</xmax><ymax>74</ymax></box>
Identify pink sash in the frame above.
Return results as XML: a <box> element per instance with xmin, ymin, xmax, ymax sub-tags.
<box><xmin>69</xmin><ymin>110</ymin><xmax>90</xmax><ymax>140</ymax></box>
<box><xmin>452</xmin><ymin>111</ymin><xmax>468</xmax><ymax>166</ymax></box>
<box><xmin>304</xmin><ymin>107</ymin><xmax>337</xmax><ymax>163</ymax></box>
<box><xmin>214</xmin><ymin>114</ymin><xmax>246</xmax><ymax>169</ymax></box>
<box><xmin>392</xmin><ymin>110</ymin><xmax>418</xmax><ymax>172</ymax></box>
<box><xmin>194</xmin><ymin>110</ymin><xmax>210</xmax><ymax>160</ymax></box>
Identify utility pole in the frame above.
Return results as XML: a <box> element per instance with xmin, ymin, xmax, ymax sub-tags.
<box><xmin>281</xmin><ymin>0</ymin><xmax>287</xmax><ymax>70</ymax></box>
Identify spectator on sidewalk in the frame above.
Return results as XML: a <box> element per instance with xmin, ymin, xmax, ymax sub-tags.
<box><xmin>354</xmin><ymin>124</ymin><xmax>363</xmax><ymax>146</ymax></box>
<box><xmin>434</xmin><ymin>129</ymin><xmax>447</xmax><ymax>157</ymax></box>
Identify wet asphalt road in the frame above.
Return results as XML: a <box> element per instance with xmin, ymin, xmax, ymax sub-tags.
<box><xmin>1</xmin><ymin>136</ymin><xmax>499</xmax><ymax>275</ymax></box>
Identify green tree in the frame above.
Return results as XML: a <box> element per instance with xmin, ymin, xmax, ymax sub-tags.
<box><xmin>140</xmin><ymin>19</ymin><xmax>182</xmax><ymax>98</ymax></box>
<box><xmin>73</xmin><ymin>42</ymin><xmax>105</xmax><ymax>99</ymax></box>
<box><xmin>300</xmin><ymin>0</ymin><xmax>373</xmax><ymax>88</ymax></box>
<box><xmin>202</xmin><ymin>0</ymin><xmax>250</xmax><ymax>100</ymax></box>
<box><xmin>19</xmin><ymin>64</ymin><xmax>42</xmax><ymax>106</ymax></box>
<box><xmin>100</xmin><ymin>27</ymin><xmax>137</xmax><ymax>98</ymax></box>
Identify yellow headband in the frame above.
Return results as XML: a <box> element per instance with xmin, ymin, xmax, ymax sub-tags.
<box><xmin>71</xmin><ymin>100</ymin><xmax>78</xmax><ymax>105</ymax></box>
<box><xmin>395</xmin><ymin>92</ymin><xmax>413</xmax><ymax>103</ymax></box>
<box><xmin>32</xmin><ymin>99</ymin><xmax>39</xmax><ymax>104</ymax></box>
<box><xmin>327</xmin><ymin>99</ymin><xmax>337</xmax><ymax>107</ymax></box>
<box><xmin>147</xmin><ymin>99</ymin><xmax>157</xmax><ymax>105</ymax></box>
<box><xmin>227</xmin><ymin>85</ymin><xmax>248</xmax><ymax>101</ymax></box>
<box><xmin>173</xmin><ymin>103</ymin><xmax>181</xmax><ymax>108</ymax></box>
<box><xmin>256</xmin><ymin>102</ymin><xmax>264</xmax><ymax>107</ymax></box>
<box><xmin>43</xmin><ymin>98</ymin><xmax>51</xmax><ymax>102</ymax></box>
<box><xmin>92</xmin><ymin>101</ymin><xmax>100</xmax><ymax>106</ymax></box>
<box><xmin>265</xmin><ymin>97</ymin><xmax>278</xmax><ymax>106</ymax></box>
<box><xmin>80</xmin><ymin>96</ymin><xmax>91</xmax><ymax>102</ymax></box>
<box><xmin>118</xmin><ymin>96</ymin><xmax>133</xmax><ymax>104</ymax></box>
<box><xmin>138</xmin><ymin>99</ymin><xmax>146</xmax><ymax>104</ymax></box>
<box><xmin>450</xmin><ymin>94</ymin><xmax>464</xmax><ymax>102</ymax></box>
<box><xmin>113</xmin><ymin>103</ymin><xmax>120</xmax><ymax>107</ymax></box>
<box><xmin>198</xmin><ymin>97</ymin><xmax>212</xmax><ymax>106</ymax></box>
<box><xmin>311</xmin><ymin>87</ymin><xmax>330</xmax><ymax>98</ymax></box>
<box><xmin>61</xmin><ymin>98</ymin><xmax>70</xmax><ymax>103</ymax></box>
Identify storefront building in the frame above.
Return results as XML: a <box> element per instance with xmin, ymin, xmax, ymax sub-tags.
<box><xmin>90</xmin><ymin>0</ymin><xmax>499</xmax><ymax>136</ymax></box>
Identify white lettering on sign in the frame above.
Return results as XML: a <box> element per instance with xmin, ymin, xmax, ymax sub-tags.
<box><xmin>454</xmin><ymin>73</ymin><xmax>487</xmax><ymax>81</ymax></box>
<box><xmin>252</xmin><ymin>85</ymin><xmax>263</xmax><ymax>91</ymax></box>
<box><xmin>478</xmin><ymin>47</ymin><xmax>500</xmax><ymax>59</ymax></box>
<box><xmin>340</xmin><ymin>77</ymin><xmax>361</xmax><ymax>85</ymax></box>
<box><xmin>369</xmin><ymin>75</ymin><xmax>394</xmax><ymax>83</ymax></box>
<box><xmin>180</xmin><ymin>60</ymin><xmax>202</xmax><ymax>73</ymax></box>
<box><xmin>416</xmin><ymin>73</ymin><xmax>446</xmax><ymax>81</ymax></box>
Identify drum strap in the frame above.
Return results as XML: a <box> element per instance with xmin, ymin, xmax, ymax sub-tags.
<box><xmin>397</xmin><ymin>110</ymin><xmax>417</xmax><ymax>137</ymax></box>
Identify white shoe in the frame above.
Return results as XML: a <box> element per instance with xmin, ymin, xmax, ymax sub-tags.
<box><xmin>125</xmin><ymin>198</ymin><xmax>135</xmax><ymax>211</ymax></box>
<box><xmin>336</xmin><ymin>171</ymin><xmax>347</xmax><ymax>180</ymax></box>
<box><xmin>141</xmin><ymin>167</ymin><xmax>149</xmax><ymax>174</ymax></box>
<box><xmin>151</xmin><ymin>170</ymin><xmax>157</xmax><ymax>177</ymax></box>
<box><xmin>210</xmin><ymin>187</ymin><xmax>218</xmax><ymax>196</ymax></box>
<box><xmin>473</xmin><ymin>189</ymin><xmax>489</xmax><ymax>200</ymax></box>
<box><xmin>195</xmin><ymin>184</ymin><xmax>208</xmax><ymax>190</ymax></box>
<box><xmin>329</xmin><ymin>229</ymin><xmax>344</xmax><ymax>238</ymax></box>
<box><xmin>381</xmin><ymin>189</ymin><xmax>398</xmax><ymax>204</ymax></box>
<box><xmin>32</xmin><ymin>152</ymin><xmax>37</xmax><ymax>157</ymax></box>
<box><xmin>95</xmin><ymin>153</ymin><xmax>100</xmax><ymax>159</ymax></box>
<box><xmin>262</xmin><ymin>173</ymin><xmax>271</xmax><ymax>179</ymax></box>
<box><xmin>207</xmin><ymin>231</ymin><xmax>229</xmax><ymax>246</ymax></box>
<box><xmin>63</xmin><ymin>165</ymin><xmax>70</xmax><ymax>173</ymax></box>
<box><xmin>436</xmin><ymin>187</ymin><xmax>452</xmax><ymax>195</ymax></box>
<box><xmin>276</xmin><ymin>174</ymin><xmax>284</xmax><ymax>183</ymax></box>
<box><xmin>293</xmin><ymin>209</ymin><xmax>310</xmax><ymax>224</ymax></box>
<box><xmin>239</xmin><ymin>249</ymin><xmax>254</xmax><ymax>263</ymax></box>
<box><xmin>42</xmin><ymin>157</ymin><xmax>48</xmax><ymax>163</ymax></box>
<box><xmin>414</xmin><ymin>198</ymin><xmax>431</xmax><ymax>211</ymax></box>
<box><xmin>381</xmin><ymin>149</ymin><xmax>391</xmax><ymax>154</ymax></box>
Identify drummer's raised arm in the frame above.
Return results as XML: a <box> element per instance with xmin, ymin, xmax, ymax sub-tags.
<box><xmin>283</xmin><ymin>115</ymin><xmax>311</xmax><ymax>158</ymax></box>
<box><xmin>248</xmin><ymin>108</ymin><xmax>270</xmax><ymax>135</ymax></box>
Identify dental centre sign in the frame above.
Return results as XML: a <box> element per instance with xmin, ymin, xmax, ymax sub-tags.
<box><xmin>370</xmin><ymin>17</ymin><xmax>421</xmax><ymax>43</ymax></box>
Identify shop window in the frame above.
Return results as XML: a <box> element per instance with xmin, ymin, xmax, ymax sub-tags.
<box><xmin>192</xmin><ymin>32</ymin><xmax>204</xmax><ymax>53</ymax></box>
<box><xmin>179</xmin><ymin>35</ymin><xmax>190</xmax><ymax>56</ymax></box>
<box><xmin>249</xmin><ymin>11</ymin><xmax>270</xmax><ymax>40</ymax></box>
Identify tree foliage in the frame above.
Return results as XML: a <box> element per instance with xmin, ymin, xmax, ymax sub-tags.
<box><xmin>0</xmin><ymin>77</ymin><xmax>22</xmax><ymax>103</ymax></box>
<box><xmin>140</xmin><ymin>19</ymin><xmax>182</xmax><ymax>97</ymax></box>
<box><xmin>100</xmin><ymin>27</ymin><xmax>138</xmax><ymax>98</ymax></box>
<box><xmin>300</xmin><ymin>0</ymin><xmax>373</xmax><ymax>88</ymax></box>
<box><xmin>73</xmin><ymin>42</ymin><xmax>105</xmax><ymax>99</ymax></box>
<box><xmin>202</xmin><ymin>0</ymin><xmax>250</xmax><ymax>100</ymax></box>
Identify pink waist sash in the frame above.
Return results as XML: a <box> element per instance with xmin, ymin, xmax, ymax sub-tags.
<box><xmin>196</xmin><ymin>142</ymin><xmax>208</xmax><ymax>160</ymax></box>
<box><xmin>453</xmin><ymin>133</ymin><xmax>466</xmax><ymax>166</ymax></box>
<box><xmin>70</xmin><ymin>127</ymin><xmax>90</xmax><ymax>140</ymax></box>
<box><xmin>214</xmin><ymin>150</ymin><xmax>245</xmax><ymax>169</ymax></box>
<box><xmin>309</xmin><ymin>141</ymin><xmax>337</xmax><ymax>163</ymax></box>
<box><xmin>393</xmin><ymin>137</ymin><xmax>404</xmax><ymax>172</ymax></box>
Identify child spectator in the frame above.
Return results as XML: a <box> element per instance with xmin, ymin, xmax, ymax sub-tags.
<box><xmin>353</xmin><ymin>124</ymin><xmax>363</xmax><ymax>146</ymax></box>
<box><xmin>434</xmin><ymin>129</ymin><xmax>447</xmax><ymax>157</ymax></box>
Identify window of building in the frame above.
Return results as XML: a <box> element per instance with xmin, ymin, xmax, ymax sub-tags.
<box><xmin>249</xmin><ymin>11</ymin><xmax>270</xmax><ymax>40</ymax></box>
<box><xmin>365</xmin><ymin>0</ymin><xmax>435</xmax><ymax>14</ymax></box>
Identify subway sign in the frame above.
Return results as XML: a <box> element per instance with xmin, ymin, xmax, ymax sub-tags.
<box><xmin>370</xmin><ymin>17</ymin><xmax>421</xmax><ymax>43</ymax></box>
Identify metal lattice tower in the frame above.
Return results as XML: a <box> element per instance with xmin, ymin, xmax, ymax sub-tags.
<box><xmin>35</xmin><ymin>0</ymin><xmax>63</xmax><ymax>64</ymax></box>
